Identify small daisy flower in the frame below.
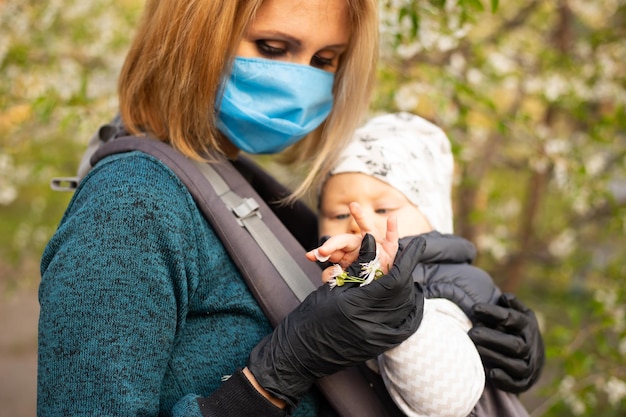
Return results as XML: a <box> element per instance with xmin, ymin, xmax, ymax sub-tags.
<box><xmin>359</xmin><ymin>255</ymin><xmax>382</xmax><ymax>286</ymax></box>
<box><xmin>326</xmin><ymin>251</ymin><xmax>384</xmax><ymax>289</ymax></box>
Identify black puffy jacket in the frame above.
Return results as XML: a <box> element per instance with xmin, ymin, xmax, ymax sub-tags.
<box><xmin>401</xmin><ymin>231</ymin><xmax>501</xmax><ymax>322</ymax></box>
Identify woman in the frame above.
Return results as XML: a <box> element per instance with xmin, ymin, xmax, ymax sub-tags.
<box><xmin>38</xmin><ymin>1</ymin><xmax>543</xmax><ymax>416</ymax></box>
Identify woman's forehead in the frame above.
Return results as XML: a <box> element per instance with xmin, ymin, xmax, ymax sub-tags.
<box><xmin>251</xmin><ymin>0</ymin><xmax>351</xmax><ymax>44</ymax></box>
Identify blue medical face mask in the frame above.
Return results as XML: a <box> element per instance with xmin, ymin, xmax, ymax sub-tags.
<box><xmin>216</xmin><ymin>57</ymin><xmax>335</xmax><ymax>154</ymax></box>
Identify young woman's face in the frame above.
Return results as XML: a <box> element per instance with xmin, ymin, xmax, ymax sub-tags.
<box><xmin>237</xmin><ymin>0</ymin><xmax>350</xmax><ymax>72</ymax></box>
<box><xmin>319</xmin><ymin>173</ymin><xmax>434</xmax><ymax>239</ymax></box>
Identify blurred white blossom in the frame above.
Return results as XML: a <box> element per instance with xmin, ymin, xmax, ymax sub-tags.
<box><xmin>605</xmin><ymin>377</ymin><xmax>626</xmax><ymax>406</ymax></box>
<box><xmin>570</xmin><ymin>0</ymin><xmax>620</xmax><ymax>29</ymax></box>
<box><xmin>594</xmin><ymin>289</ymin><xmax>618</xmax><ymax>309</ymax></box>
<box><xmin>544</xmin><ymin>74</ymin><xmax>570</xmax><ymax>101</ymax></box>
<box><xmin>394</xmin><ymin>82</ymin><xmax>421</xmax><ymax>111</ymax></box>
<box><xmin>477</xmin><ymin>231</ymin><xmax>509</xmax><ymax>262</ymax></box>
<box><xmin>549</xmin><ymin>229</ymin><xmax>576</xmax><ymax>259</ymax></box>
<box><xmin>0</xmin><ymin>154</ymin><xmax>18</xmax><ymax>205</ymax></box>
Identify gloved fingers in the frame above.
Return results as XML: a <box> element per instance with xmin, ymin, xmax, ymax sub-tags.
<box><xmin>363</xmin><ymin>236</ymin><xmax>426</xmax><ymax>294</ymax></box>
<box><xmin>345</xmin><ymin>237</ymin><xmax>426</xmax><ymax>331</ymax></box>
<box><xmin>499</xmin><ymin>292</ymin><xmax>531</xmax><ymax>313</ymax></box>
<box><xmin>487</xmin><ymin>368</ymin><xmax>532</xmax><ymax>394</ymax></box>
<box><xmin>472</xmin><ymin>302</ymin><xmax>529</xmax><ymax>333</ymax></box>
<box><xmin>474</xmin><ymin>343</ymin><xmax>532</xmax><ymax>380</ymax></box>
<box><xmin>345</xmin><ymin>233</ymin><xmax>377</xmax><ymax>277</ymax></box>
<box><xmin>468</xmin><ymin>326</ymin><xmax>530</xmax><ymax>358</ymax></box>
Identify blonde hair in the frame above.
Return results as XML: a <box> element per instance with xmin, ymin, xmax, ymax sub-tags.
<box><xmin>118</xmin><ymin>0</ymin><xmax>378</xmax><ymax>199</ymax></box>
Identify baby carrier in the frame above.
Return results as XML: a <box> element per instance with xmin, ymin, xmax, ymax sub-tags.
<box><xmin>51</xmin><ymin>119</ymin><xmax>532</xmax><ymax>417</ymax></box>
<box><xmin>51</xmin><ymin>118</ymin><xmax>405</xmax><ymax>417</ymax></box>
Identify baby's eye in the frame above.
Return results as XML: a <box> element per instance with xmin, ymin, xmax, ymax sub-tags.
<box><xmin>334</xmin><ymin>213</ymin><xmax>350</xmax><ymax>220</ymax></box>
<box><xmin>375</xmin><ymin>208</ymin><xmax>390</xmax><ymax>215</ymax></box>
<box><xmin>255</xmin><ymin>40</ymin><xmax>286</xmax><ymax>58</ymax></box>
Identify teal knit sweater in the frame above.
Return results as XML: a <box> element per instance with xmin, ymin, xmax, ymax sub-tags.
<box><xmin>38</xmin><ymin>152</ymin><xmax>319</xmax><ymax>416</ymax></box>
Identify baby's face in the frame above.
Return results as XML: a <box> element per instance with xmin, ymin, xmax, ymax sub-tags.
<box><xmin>319</xmin><ymin>172</ymin><xmax>433</xmax><ymax>239</ymax></box>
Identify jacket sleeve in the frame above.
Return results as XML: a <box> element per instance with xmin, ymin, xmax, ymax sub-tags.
<box><xmin>402</xmin><ymin>232</ymin><xmax>502</xmax><ymax>320</ymax></box>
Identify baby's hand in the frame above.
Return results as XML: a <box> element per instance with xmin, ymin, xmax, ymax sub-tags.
<box><xmin>306</xmin><ymin>233</ymin><xmax>363</xmax><ymax>268</ymax></box>
<box><xmin>349</xmin><ymin>202</ymin><xmax>399</xmax><ymax>270</ymax></box>
<box><xmin>306</xmin><ymin>203</ymin><xmax>400</xmax><ymax>283</ymax></box>
<box><xmin>306</xmin><ymin>234</ymin><xmax>363</xmax><ymax>283</ymax></box>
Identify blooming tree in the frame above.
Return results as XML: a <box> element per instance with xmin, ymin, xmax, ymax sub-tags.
<box><xmin>376</xmin><ymin>1</ymin><xmax>626</xmax><ymax>415</ymax></box>
<box><xmin>0</xmin><ymin>0</ymin><xmax>624</xmax><ymax>415</ymax></box>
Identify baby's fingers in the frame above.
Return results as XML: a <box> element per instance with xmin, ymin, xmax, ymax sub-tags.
<box><xmin>349</xmin><ymin>202</ymin><xmax>380</xmax><ymax>238</ymax></box>
<box><xmin>305</xmin><ymin>234</ymin><xmax>362</xmax><ymax>264</ymax></box>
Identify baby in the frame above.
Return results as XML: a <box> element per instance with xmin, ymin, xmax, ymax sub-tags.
<box><xmin>307</xmin><ymin>112</ymin><xmax>502</xmax><ymax>417</ymax></box>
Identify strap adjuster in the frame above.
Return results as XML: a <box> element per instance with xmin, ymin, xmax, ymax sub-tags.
<box><xmin>232</xmin><ymin>197</ymin><xmax>261</xmax><ymax>226</ymax></box>
<box><xmin>50</xmin><ymin>177</ymin><xmax>79</xmax><ymax>191</ymax></box>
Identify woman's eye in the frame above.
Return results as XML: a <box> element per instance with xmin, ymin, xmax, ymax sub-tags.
<box><xmin>334</xmin><ymin>213</ymin><xmax>350</xmax><ymax>220</ymax></box>
<box><xmin>255</xmin><ymin>40</ymin><xmax>286</xmax><ymax>58</ymax></box>
<box><xmin>311</xmin><ymin>54</ymin><xmax>335</xmax><ymax>69</ymax></box>
<box><xmin>375</xmin><ymin>208</ymin><xmax>390</xmax><ymax>215</ymax></box>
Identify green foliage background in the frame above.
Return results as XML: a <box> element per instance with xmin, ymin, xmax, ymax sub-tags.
<box><xmin>1</xmin><ymin>1</ymin><xmax>625</xmax><ymax>416</ymax></box>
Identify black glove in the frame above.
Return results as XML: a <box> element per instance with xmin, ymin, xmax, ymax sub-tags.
<box><xmin>468</xmin><ymin>293</ymin><xmax>545</xmax><ymax>393</ymax></box>
<box><xmin>248</xmin><ymin>234</ymin><xmax>426</xmax><ymax>409</ymax></box>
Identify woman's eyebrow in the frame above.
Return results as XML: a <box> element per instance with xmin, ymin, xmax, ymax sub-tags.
<box><xmin>252</xmin><ymin>30</ymin><xmax>302</xmax><ymax>46</ymax></box>
<box><xmin>253</xmin><ymin>30</ymin><xmax>347</xmax><ymax>50</ymax></box>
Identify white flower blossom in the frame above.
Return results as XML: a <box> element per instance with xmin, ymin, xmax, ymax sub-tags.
<box><xmin>394</xmin><ymin>82</ymin><xmax>421</xmax><ymax>111</ymax></box>
<box><xmin>467</xmin><ymin>68</ymin><xmax>483</xmax><ymax>85</ymax></box>
<box><xmin>559</xmin><ymin>376</ymin><xmax>586</xmax><ymax>415</ymax></box>
<box><xmin>585</xmin><ymin>153</ymin><xmax>608</xmax><ymax>177</ymax></box>
<box><xmin>523</xmin><ymin>76</ymin><xmax>543</xmax><ymax>95</ymax></box>
<box><xmin>477</xmin><ymin>233</ymin><xmax>508</xmax><ymax>262</ymax></box>
<box><xmin>489</xmin><ymin>51</ymin><xmax>515</xmax><ymax>75</ymax></box>
<box><xmin>544</xmin><ymin>74</ymin><xmax>569</xmax><ymax>101</ymax></box>
<box><xmin>359</xmin><ymin>255</ymin><xmax>381</xmax><ymax>287</ymax></box>
<box><xmin>548</xmin><ymin>229</ymin><xmax>577</xmax><ymax>259</ymax></box>
<box><xmin>559</xmin><ymin>375</ymin><xmax>576</xmax><ymax>393</ymax></box>
<box><xmin>545</xmin><ymin>138</ymin><xmax>572</xmax><ymax>157</ymax></box>
<box><xmin>594</xmin><ymin>289</ymin><xmax>617</xmax><ymax>309</ymax></box>
<box><xmin>605</xmin><ymin>377</ymin><xmax>626</xmax><ymax>406</ymax></box>
<box><xmin>449</xmin><ymin>52</ymin><xmax>466</xmax><ymax>76</ymax></box>
<box><xmin>437</xmin><ymin>35</ymin><xmax>458</xmax><ymax>52</ymax></box>
<box><xmin>396</xmin><ymin>42</ymin><xmax>422</xmax><ymax>59</ymax></box>
<box><xmin>327</xmin><ymin>265</ymin><xmax>345</xmax><ymax>290</ymax></box>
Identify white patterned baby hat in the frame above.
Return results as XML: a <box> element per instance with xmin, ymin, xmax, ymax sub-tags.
<box><xmin>329</xmin><ymin>112</ymin><xmax>455</xmax><ymax>233</ymax></box>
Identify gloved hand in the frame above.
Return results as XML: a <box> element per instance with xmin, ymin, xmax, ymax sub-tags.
<box><xmin>248</xmin><ymin>234</ymin><xmax>426</xmax><ymax>409</ymax></box>
<box><xmin>468</xmin><ymin>293</ymin><xmax>545</xmax><ymax>393</ymax></box>
<box><xmin>343</xmin><ymin>231</ymin><xmax>378</xmax><ymax>278</ymax></box>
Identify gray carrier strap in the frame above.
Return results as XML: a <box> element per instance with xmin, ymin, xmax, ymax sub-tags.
<box><xmin>90</xmin><ymin>136</ymin><xmax>403</xmax><ymax>417</ymax></box>
<box><xmin>192</xmin><ymin>159</ymin><xmax>316</xmax><ymax>302</ymax></box>
<box><xmin>91</xmin><ymin>137</ymin><xmax>318</xmax><ymax>320</ymax></box>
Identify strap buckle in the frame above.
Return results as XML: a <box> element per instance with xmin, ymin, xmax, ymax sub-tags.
<box><xmin>232</xmin><ymin>197</ymin><xmax>262</xmax><ymax>226</ymax></box>
<box><xmin>50</xmin><ymin>177</ymin><xmax>79</xmax><ymax>191</ymax></box>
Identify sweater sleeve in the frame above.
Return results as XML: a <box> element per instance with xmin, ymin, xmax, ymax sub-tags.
<box><xmin>38</xmin><ymin>153</ymin><xmax>285</xmax><ymax>417</ymax></box>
